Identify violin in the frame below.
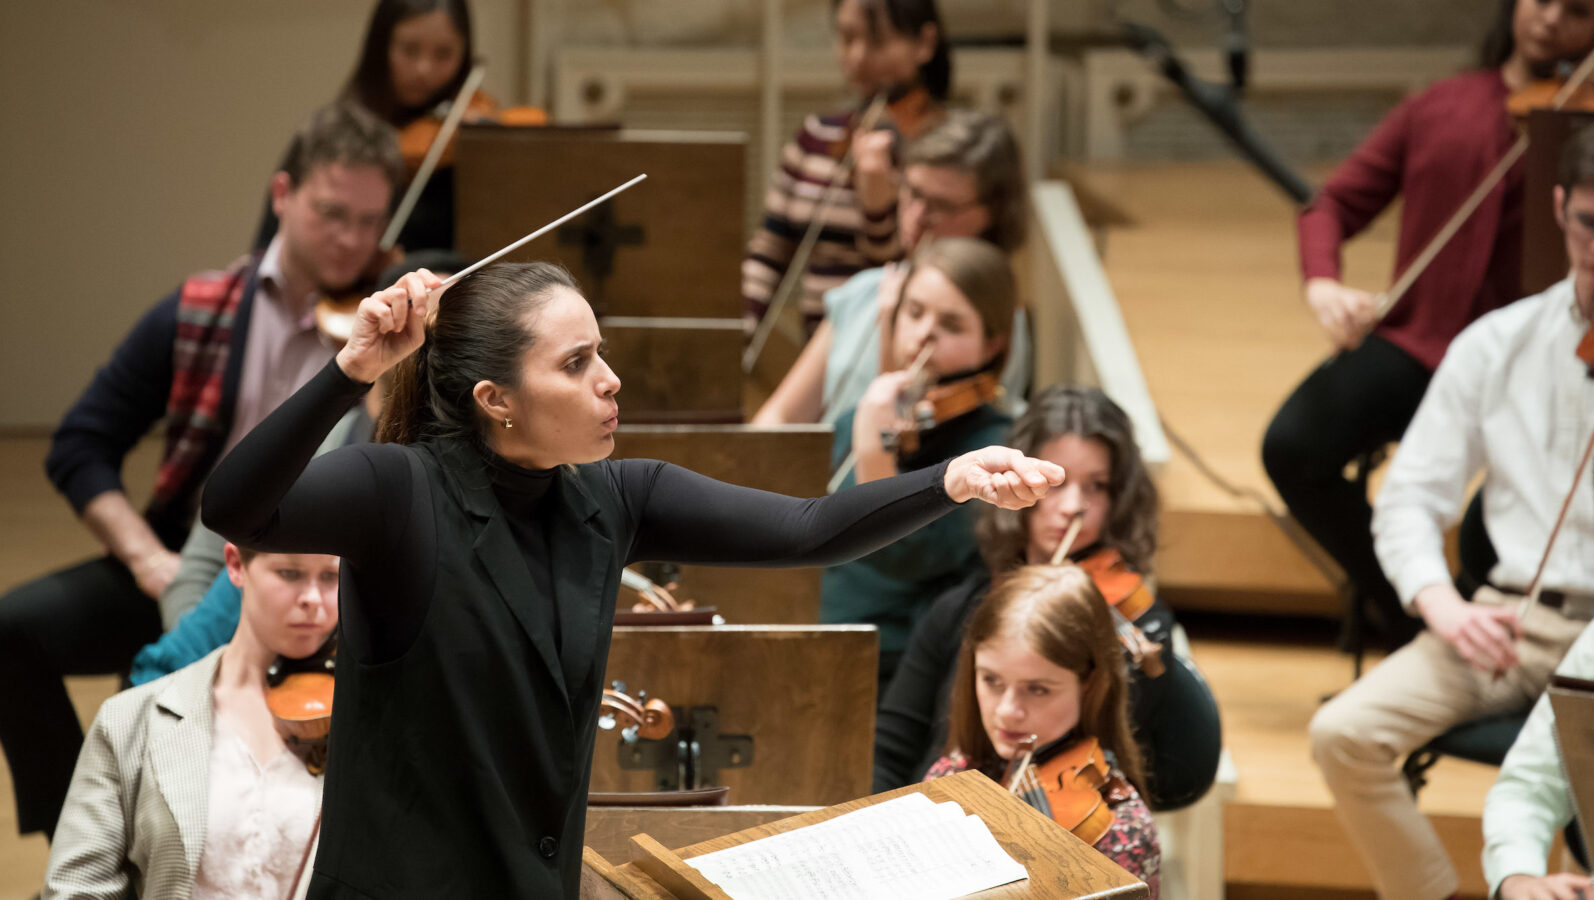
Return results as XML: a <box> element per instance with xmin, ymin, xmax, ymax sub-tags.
<box><xmin>1051</xmin><ymin>524</ymin><xmax>1164</xmax><ymax>678</ymax></box>
<box><xmin>1002</xmin><ymin>733</ymin><xmax>1135</xmax><ymax>845</ymax></box>
<box><xmin>397</xmin><ymin>91</ymin><xmax>547</xmax><ymax>176</ymax></box>
<box><xmin>622</xmin><ymin>565</ymin><xmax>694</xmax><ymax>613</ymax></box>
<box><xmin>599</xmin><ymin>682</ymin><xmax>674</xmax><ymax>741</ymax></box>
<box><xmin>1506</xmin><ymin>56</ymin><xmax>1594</xmax><ymax>122</ymax></box>
<box><xmin>881</xmin><ymin>370</ymin><xmax>1002</xmax><ymax>456</ymax></box>
<box><xmin>825</xmin><ymin>81</ymin><xmax>940</xmax><ymax>161</ymax></box>
<box><xmin>265</xmin><ymin>635</ymin><xmax>337</xmax><ymax>775</ymax></box>
<box><xmin>1375</xmin><ymin>48</ymin><xmax>1594</xmax><ymax>321</ymax></box>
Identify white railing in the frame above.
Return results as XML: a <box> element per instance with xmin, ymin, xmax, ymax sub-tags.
<box><xmin>1027</xmin><ymin>181</ymin><xmax>1169</xmax><ymax>468</ymax></box>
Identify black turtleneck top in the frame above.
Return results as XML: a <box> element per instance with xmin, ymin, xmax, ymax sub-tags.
<box><xmin>204</xmin><ymin>359</ymin><xmax>961</xmax><ymax>665</ymax></box>
<box><xmin>200</xmin><ymin>358</ymin><xmax>970</xmax><ymax>900</ymax></box>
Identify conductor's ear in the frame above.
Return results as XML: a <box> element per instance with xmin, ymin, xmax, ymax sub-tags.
<box><xmin>472</xmin><ymin>380</ymin><xmax>512</xmax><ymax>424</ymax></box>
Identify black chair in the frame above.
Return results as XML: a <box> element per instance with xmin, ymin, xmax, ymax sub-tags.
<box><xmin>1401</xmin><ymin>711</ymin><xmax>1589</xmax><ymax>869</ymax></box>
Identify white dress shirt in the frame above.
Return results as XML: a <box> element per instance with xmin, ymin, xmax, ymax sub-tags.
<box><xmin>1374</xmin><ymin>277</ymin><xmax>1594</xmax><ymax>610</ymax></box>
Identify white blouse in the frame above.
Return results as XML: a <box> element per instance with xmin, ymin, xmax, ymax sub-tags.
<box><xmin>191</xmin><ymin>714</ymin><xmax>322</xmax><ymax>900</ymax></box>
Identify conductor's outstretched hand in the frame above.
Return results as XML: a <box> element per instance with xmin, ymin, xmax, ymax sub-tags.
<box><xmin>944</xmin><ymin>447</ymin><xmax>1066</xmax><ymax>509</ymax></box>
<box><xmin>336</xmin><ymin>269</ymin><xmax>443</xmax><ymax>384</ymax></box>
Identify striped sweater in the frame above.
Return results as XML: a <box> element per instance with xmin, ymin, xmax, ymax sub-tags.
<box><xmin>742</xmin><ymin>110</ymin><xmax>900</xmax><ymax>336</ymax></box>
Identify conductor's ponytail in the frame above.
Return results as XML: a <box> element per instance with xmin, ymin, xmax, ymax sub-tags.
<box><xmin>375</xmin><ymin>262</ymin><xmax>579</xmax><ymax>446</ymax></box>
<box><xmin>376</xmin><ymin>341</ymin><xmax>432</xmax><ymax>445</ymax></box>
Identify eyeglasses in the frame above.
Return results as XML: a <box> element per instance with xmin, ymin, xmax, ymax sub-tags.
<box><xmin>308</xmin><ymin>199</ymin><xmax>387</xmax><ymax>236</ymax></box>
<box><xmin>900</xmin><ymin>181</ymin><xmax>983</xmax><ymax>222</ymax></box>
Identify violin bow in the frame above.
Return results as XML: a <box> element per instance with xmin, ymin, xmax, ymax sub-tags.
<box><xmin>381</xmin><ymin>64</ymin><xmax>488</xmax><ymax>252</ymax></box>
<box><xmin>826</xmin><ymin>341</ymin><xmax>935</xmax><ymax>494</ymax></box>
<box><xmin>1374</xmin><ymin>47</ymin><xmax>1594</xmax><ymax>321</ymax></box>
<box><xmin>436</xmin><ymin>174</ymin><xmax>649</xmax><ymax>291</ymax></box>
<box><xmin>1049</xmin><ymin>518</ymin><xmax>1084</xmax><ymax>567</ymax></box>
<box><xmin>1516</xmin><ymin>423</ymin><xmax>1594</xmax><ymax>621</ymax></box>
<box><xmin>744</xmin><ymin>93</ymin><xmax>891</xmax><ymax>374</ymax></box>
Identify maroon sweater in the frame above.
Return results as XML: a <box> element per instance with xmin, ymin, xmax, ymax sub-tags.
<box><xmin>1297</xmin><ymin>69</ymin><xmax>1523</xmax><ymax>371</ymax></box>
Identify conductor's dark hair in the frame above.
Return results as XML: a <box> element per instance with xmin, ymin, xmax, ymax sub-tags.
<box><xmin>1559</xmin><ymin>123</ymin><xmax>1594</xmax><ymax>195</ymax></box>
<box><xmin>378</xmin><ymin>262</ymin><xmax>579</xmax><ymax>445</ymax></box>
<box><xmin>833</xmin><ymin>0</ymin><xmax>952</xmax><ymax>102</ymax></box>
<box><xmin>343</xmin><ymin>0</ymin><xmax>475</xmax><ymax>125</ymax></box>
<box><xmin>279</xmin><ymin>101</ymin><xmax>403</xmax><ymax>191</ymax></box>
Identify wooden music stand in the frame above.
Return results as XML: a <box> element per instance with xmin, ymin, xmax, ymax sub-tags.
<box><xmin>611</xmin><ymin>425</ymin><xmax>831</xmax><ymax>623</ymax></box>
<box><xmin>582</xmin><ymin>770</ymin><xmax>1150</xmax><ymax>899</ymax></box>
<box><xmin>1523</xmin><ymin>109</ymin><xmax>1594</xmax><ymax>296</ymax></box>
<box><xmin>456</xmin><ymin>127</ymin><xmax>747</xmax><ymax>423</ymax></box>
<box><xmin>1549</xmin><ymin>674</ymin><xmax>1594</xmax><ymax>845</ymax></box>
<box><xmin>592</xmin><ymin>625</ymin><xmax>876</xmax><ymax>806</ymax></box>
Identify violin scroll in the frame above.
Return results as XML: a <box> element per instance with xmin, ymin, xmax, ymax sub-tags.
<box><xmin>600</xmin><ymin>682</ymin><xmax>674</xmax><ymax>742</ymax></box>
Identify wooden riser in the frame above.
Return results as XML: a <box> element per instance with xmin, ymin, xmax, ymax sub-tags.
<box><xmin>1159</xmin><ymin>507</ymin><xmax>1341</xmax><ymax>617</ymax></box>
<box><xmin>1225</xmin><ymin>802</ymin><xmax>1499</xmax><ymax>897</ymax></box>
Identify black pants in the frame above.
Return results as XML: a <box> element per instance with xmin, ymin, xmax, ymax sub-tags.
<box><xmin>0</xmin><ymin>556</ymin><xmax>161</xmax><ymax>837</ymax></box>
<box><xmin>1262</xmin><ymin>335</ymin><xmax>1432</xmax><ymax>641</ymax></box>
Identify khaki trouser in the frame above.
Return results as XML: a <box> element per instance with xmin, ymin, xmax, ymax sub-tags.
<box><xmin>1309</xmin><ymin>588</ymin><xmax>1587</xmax><ymax>900</ymax></box>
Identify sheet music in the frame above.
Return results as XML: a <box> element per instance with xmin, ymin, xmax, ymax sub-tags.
<box><xmin>686</xmin><ymin>794</ymin><xmax>1028</xmax><ymax>900</ymax></box>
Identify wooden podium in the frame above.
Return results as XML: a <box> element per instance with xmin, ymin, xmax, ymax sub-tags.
<box><xmin>592</xmin><ymin>626</ymin><xmax>876</xmax><ymax>805</ymax></box>
<box><xmin>581</xmin><ymin>770</ymin><xmax>1151</xmax><ymax>899</ymax></box>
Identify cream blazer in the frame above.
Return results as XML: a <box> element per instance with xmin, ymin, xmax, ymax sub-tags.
<box><xmin>42</xmin><ymin>649</ymin><xmax>225</xmax><ymax>900</ymax></box>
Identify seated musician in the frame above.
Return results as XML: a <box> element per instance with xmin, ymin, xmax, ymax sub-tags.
<box><xmin>821</xmin><ymin>236</ymin><xmax>1015</xmax><ymax>690</ymax></box>
<box><xmin>743</xmin><ymin>0</ymin><xmax>949</xmax><ymax>335</ymax></box>
<box><xmin>134</xmin><ymin>250</ymin><xmax>468</xmax><ymax>684</ymax></box>
<box><xmin>44</xmin><ymin>545</ymin><xmax>339</xmax><ymax>900</ymax></box>
<box><xmin>0</xmin><ymin>101</ymin><xmax>398</xmax><ymax>846</ymax></box>
<box><xmin>1309</xmin><ymin>123</ymin><xmax>1594</xmax><ymax>900</ymax></box>
<box><xmin>1262</xmin><ymin>0</ymin><xmax>1594</xmax><ymax>649</ymax></box>
<box><xmin>876</xmin><ymin>385</ymin><xmax>1223</xmax><ymax>812</ymax></box>
<box><xmin>255</xmin><ymin>0</ymin><xmax>518</xmax><ymax>253</ymax></box>
<box><xmin>754</xmin><ymin>109</ymin><xmax>1028</xmax><ymax>425</ymax></box>
<box><xmin>1481</xmin><ymin>623</ymin><xmax>1594</xmax><ymax>900</ymax></box>
<box><xmin>923</xmin><ymin>564</ymin><xmax>1161</xmax><ymax>896</ymax></box>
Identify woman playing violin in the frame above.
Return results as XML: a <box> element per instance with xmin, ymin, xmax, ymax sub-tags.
<box><xmin>198</xmin><ymin>260</ymin><xmax>1064</xmax><ymax>899</ymax></box>
<box><xmin>754</xmin><ymin>109</ymin><xmax>1028</xmax><ymax>426</ymax></box>
<box><xmin>923</xmin><ymin>564</ymin><xmax>1160</xmax><ymax>897</ymax></box>
<box><xmin>45</xmin><ymin>546</ymin><xmax>339</xmax><ymax>900</ymax></box>
<box><xmin>743</xmin><ymin>0</ymin><xmax>950</xmax><ymax>337</ymax></box>
<box><xmin>875</xmin><ymin>385</ymin><xmax>1222</xmax><ymax>811</ymax></box>
<box><xmin>1263</xmin><ymin>0</ymin><xmax>1594</xmax><ymax>648</ymax></box>
<box><xmin>256</xmin><ymin>0</ymin><xmax>493</xmax><ymax>254</ymax></box>
<box><xmin>821</xmin><ymin>236</ymin><xmax>1014</xmax><ymax>690</ymax></box>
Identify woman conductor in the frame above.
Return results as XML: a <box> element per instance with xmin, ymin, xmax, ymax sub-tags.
<box><xmin>200</xmin><ymin>262</ymin><xmax>1063</xmax><ymax>898</ymax></box>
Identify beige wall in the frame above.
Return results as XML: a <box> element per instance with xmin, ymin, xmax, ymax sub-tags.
<box><xmin>0</xmin><ymin>1</ymin><xmax>519</xmax><ymax>428</ymax></box>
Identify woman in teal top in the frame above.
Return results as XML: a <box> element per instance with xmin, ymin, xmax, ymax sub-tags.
<box><xmin>822</xmin><ymin>236</ymin><xmax>1016</xmax><ymax>692</ymax></box>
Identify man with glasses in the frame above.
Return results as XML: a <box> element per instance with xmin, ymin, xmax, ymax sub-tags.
<box><xmin>0</xmin><ymin>101</ymin><xmax>399</xmax><ymax>845</ymax></box>
<box><xmin>753</xmin><ymin>109</ymin><xmax>1028</xmax><ymax>426</ymax></box>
